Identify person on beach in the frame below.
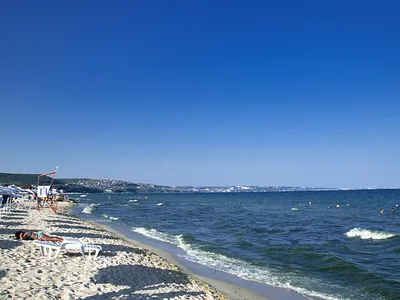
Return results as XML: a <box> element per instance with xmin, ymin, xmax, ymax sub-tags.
<box><xmin>1</xmin><ymin>184</ymin><xmax>10</xmax><ymax>208</ymax></box>
<box><xmin>1</xmin><ymin>194</ymin><xmax>9</xmax><ymax>208</ymax></box>
<box><xmin>15</xmin><ymin>231</ymin><xmax>63</xmax><ymax>242</ymax></box>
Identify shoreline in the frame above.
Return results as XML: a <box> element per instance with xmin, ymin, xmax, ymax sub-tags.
<box><xmin>70</xmin><ymin>204</ymin><xmax>309</xmax><ymax>300</ymax></box>
<box><xmin>1</xmin><ymin>201</ymin><xmax>310</xmax><ymax>300</ymax></box>
<box><xmin>69</xmin><ymin>203</ymin><xmax>271</xmax><ymax>300</ymax></box>
<box><xmin>0</xmin><ymin>203</ymin><xmax>228</xmax><ymax>299</ymax></box>
<box><xmin>0</xmin><ymin>202</ymin><xmax>271</xmax><ymax>300</ymax></box>
<box><xmin>82</xmin><ymin>217</ymin><xmax>269</xmax><ymax>300</ymax></box>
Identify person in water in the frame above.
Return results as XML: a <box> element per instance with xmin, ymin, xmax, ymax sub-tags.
<box><xmin>15</xmin><ymin>231</ymin><xmax>63</xmax><ymax>242</ymax></box>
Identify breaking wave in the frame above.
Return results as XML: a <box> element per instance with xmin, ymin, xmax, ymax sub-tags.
<box><xmin>82</xmin><ymin>203</ymin><xmax>99</xmax><ymax>214</ymax></box>
<box><xmin>102</xmin><ymin>213</ymin><xmax>119</xmax><ymax>220</ymax></box>
<box><xmin>345</xmin><ymin>228</ymin><xmax>397</xmax><ymax>240</ymax></box>
<box><xmin>132</xmin><ymin>227</ymin><xmax>347</xmax><ymax>300</ymax></box>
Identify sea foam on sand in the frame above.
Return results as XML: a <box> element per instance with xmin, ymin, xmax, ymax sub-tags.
<box><xmin>0</xmin><ymin>204</ymin><xmax>226</xmax><ymax>300</ymax></box>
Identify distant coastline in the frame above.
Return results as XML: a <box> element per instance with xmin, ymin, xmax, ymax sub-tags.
<box><xmin>0</xmin><ymin>172</ymin><xmax>398</xmax><ymax>194</ymax></box>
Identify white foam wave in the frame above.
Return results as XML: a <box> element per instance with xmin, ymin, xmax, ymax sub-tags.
<box><xmin>345</xmin><ymin>228</ymin><xmax>397</xmax><ymax>240</ymax></box>
<box><xmin>132</xmin><ymin>227</ymin><xmax>346</xmax><ymax>300</ymax></box>
<box><xmin>82</xmin><ymin>203</ymin><xmax>99</xmax><ymax>214</ymax></box>
<box><xmin>102</xmin><ymin>213</ymin><xmax>119</xmax><ymax>221</ymax></box>
<box><xmin>132</xmin><ymin>227</ymin><xmax>179</xmax><ymax>244</ymax></box>
<box><xmin>177</xmin><ymin>241</ymin><xmax>347</xmax><ymax>300</ymax></box>
<box><xmin>82</xmin><ymin>207</ymin><xmax>92</xmax><ymax>214</ymax></box>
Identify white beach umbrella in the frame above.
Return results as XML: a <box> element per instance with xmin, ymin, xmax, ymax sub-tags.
<box><xmin>24</xmin><ymin>189</ymin><xmax>35</xmax><ymax>195</ymax></box>
<box><xmin>10</xmin><ymin>185</ymin><xmax>26</xmax><ymax>192</ymax></box>
<box><xmin>9</xmin><ymin>186</ymin><xmax>27</xmax><ymax>194</ymax></box>
<box><xmin>9</xmin><ymin>186</ymin><xmax>25</xmax><ymax>194</ymax></box>
<box><xmin>5</xmin><ymin>187</ymin><xmax>25</xmax><ymax>197</ymax></box>
<box><xmin>0</xmin><ymin>188</ymin><xmax>18</xmax><ymax>197</ymax></box>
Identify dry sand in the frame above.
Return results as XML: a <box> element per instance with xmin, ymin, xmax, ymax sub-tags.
<box><xmin>0</xmin><ymin>203</ymin><xmax>230</xmax><ymax>300</ymax></box>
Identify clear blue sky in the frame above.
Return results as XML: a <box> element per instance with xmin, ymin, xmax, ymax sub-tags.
<box><xmin>0</xmin><ymin>1</ymin><xmax>399</xmax><ymax>188</ymax></box>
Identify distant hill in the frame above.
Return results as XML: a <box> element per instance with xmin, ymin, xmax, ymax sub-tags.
<box><xmin>0</xmin><ymin>173</ymin><xmax>104</xmax><ymax>193</ymax></box>
<box><xmin>0</xmin><ymin>172</ymin><xmax>60</xmax><ymax>186</ymax></box>
<box><xmin>0</xmin><ymin>172</ymin><xmax>336</xmax><ymax>193</ymax></box>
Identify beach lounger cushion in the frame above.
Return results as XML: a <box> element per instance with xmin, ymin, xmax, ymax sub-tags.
<box><xmin>34</xmin><ymin>239</ymin><xmax>102</xmax><ymax>259</ymax></box>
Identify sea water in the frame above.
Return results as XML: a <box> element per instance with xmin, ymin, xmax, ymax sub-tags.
<box><xmin>73</xmin><ymin>190</ymin><xmax>400</xmax><ymax>300</ymax></box>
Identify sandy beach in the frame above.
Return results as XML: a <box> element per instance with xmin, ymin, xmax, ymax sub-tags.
<box><xmin>0</xmin><ymin>203</ymin><xmax>268</xmax><ymax>300</ymax></box>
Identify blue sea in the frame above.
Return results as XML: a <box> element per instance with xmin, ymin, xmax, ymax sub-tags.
<box><xmin>72</xmin><ymin>190</ymin><xmax>400</xmax><ymax>300</ymax></box>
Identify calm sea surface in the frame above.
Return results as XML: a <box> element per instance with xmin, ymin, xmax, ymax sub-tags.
<box><xmin>73</xmin><ymin>190</ymin><xmax>400</xmax><ymax>300</ymax></box>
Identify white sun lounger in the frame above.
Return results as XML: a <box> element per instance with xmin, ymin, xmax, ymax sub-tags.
<box><xmin>34</xmin><ymin>238</ymin><xmax>102</xmax><ymax>259</ymax></box>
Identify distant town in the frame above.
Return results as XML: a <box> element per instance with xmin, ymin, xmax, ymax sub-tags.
<box><xmin>1</xmin><ymin>173</ymin><xmax>395</xmax><ymax>193</ymax></box>
<box><xmin>0</xmin><ymin>172</ymin><xmax>331</xmax><ymax>193</ymax></box>
<box><xmin>61</xmin><ymin>178</ymin><xmax>340</xmax><ymax>193</ymax></box>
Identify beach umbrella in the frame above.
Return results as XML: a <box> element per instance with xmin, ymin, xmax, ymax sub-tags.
<box><xmin>2</xmin><ymin>187</ymin><xmax>25</xmax><ymax>197</ymax></box>
<box><xmin>8</xmin><ymin>186</ymin><xmax>26</xmax><ymax>194</ymax></box>
<box><xmin>10</xmin><ymin>185</ymin><xmax>27</xmax><ymax>192</ymax></box>
<box><xmin>24</xmin><ymin>189</ymin><xmax>35</xmax><ymax>195</ymax></box>
<box><xmin>8</xmin><ymin>186</ymin><xmax>27</xmax><ymax>194</ymax></box>
<box><xmin>0</xmin><ymin>188</ymin><xmax>18</xmax><ymax>197</ymax></box>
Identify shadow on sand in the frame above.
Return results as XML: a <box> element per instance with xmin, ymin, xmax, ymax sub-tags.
<box><xmin>54</xmin><ymin>232</ymin><xmax>118</xmax><ymax>240</ymax></box>
<box><xmin>0</xmin><ymin>239</ymin><xmax>23</xmax><ymax>251</ymax></box>
<box><xmin>0</xmin><ymin>221</ymin><xmax>21</xmax><ymax>228</ymax></box>
<box><xmin>54</xmin><ymin>224</ymin><xmax>96</xmax><ymax>231</ymax></box>
<box><xmin>0</xmin><ymin>216</ymin><xmax>25</xmax><ymax>221</ymax></box>
<box><xmin>4</xmin><ymin>210</ymin><xmax>28</xmax><ymax>216</ymax></box>
<box><xmin>83</xmin><ymin>265</ymin><xmax>205</xmax><ymax>300</ymax></box>
<box><xmin>0</xmin><ymin>269</ymin><xmax>6</xmax><ymax>280</ymax></box>
<box><xmin>44</xmin><ymin>219</ymin><xmax>82</xmax><ymax>225</ymax></box>
<box><xmin>96</xmin><ymin>243</ymin><xmax>146</xmax><ymax>256</ymax></box>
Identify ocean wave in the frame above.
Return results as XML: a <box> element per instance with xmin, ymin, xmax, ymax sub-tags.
<box><xmin>345</xmin><ymin>228</ymin><xmax>397</xmax><ymax>240</ymax></box>
<box><xmin>289</xmin><ymin>227</ymin><xmax>307</xmax><ymax>233</ymax></box>
<box><xmin>247</xmin><ymin>226</ymin><xmax>282</xmax><ymax>234</ymax></box>
<box><xmin>82</xmin><ymin>203</ymin><xmax>99</xmax><ymax>214</ymax></box>
<box><xmin>132</xmin><ymin>227</ymin><xmax>347</xmax><ymax>300</ymax></box>
<box><xmin>177</xmin><ymin>236</ymin><xmax>347</xmax><ymax>300</ymax></box>
<box><xmin>132</xmin><ymin>227</ymin><xmax>180</xmax><ymax>244</ymax></box>
<box><xmin>235</xmin><ymin>240</ymin><xmax>255</xmax><ymax>248</ymax></box>
<box><xmin>102</xmin><ymin>213</ymin><xmax>119</xmax><ymax>221</ymax></box>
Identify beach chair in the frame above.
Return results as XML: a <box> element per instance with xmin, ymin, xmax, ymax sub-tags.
<box><xmin>0</xmin><ymin>197</ymin><xmax>12</xmax><ymax>214</ymax></box>
<box><xmin>34</xmin><ymin>238</ymin><xmax>102</xmax><ymax>259</ymax></box>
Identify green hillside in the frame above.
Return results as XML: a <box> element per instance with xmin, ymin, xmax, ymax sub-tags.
<box><xmin>0</xmin><ymin>172</ymin><xmax>62</xmax><ymax>186</ymax></box>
